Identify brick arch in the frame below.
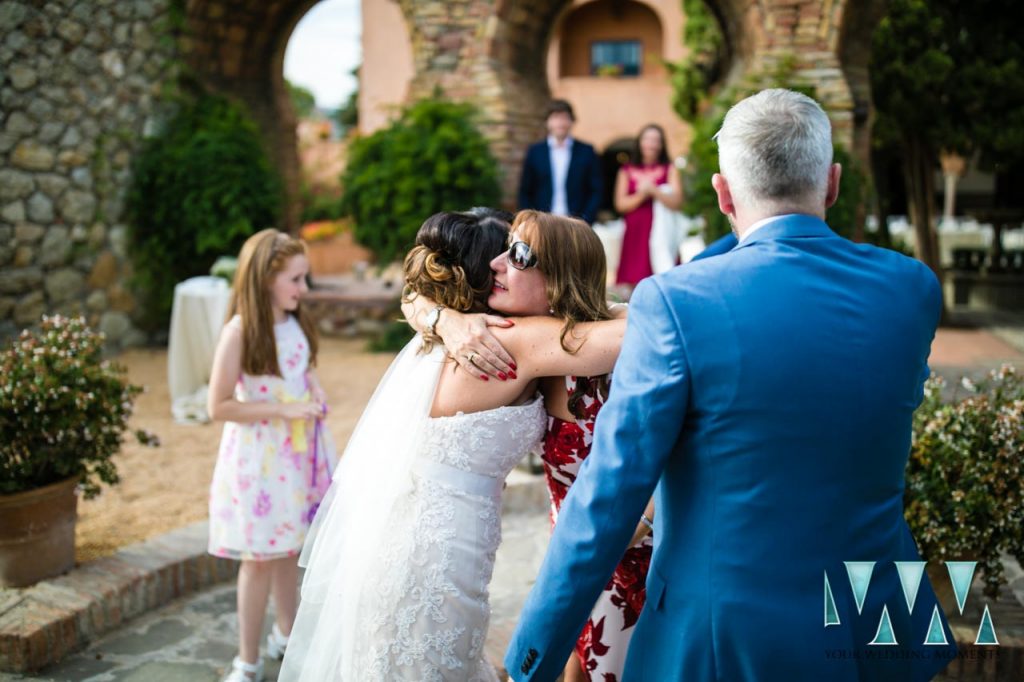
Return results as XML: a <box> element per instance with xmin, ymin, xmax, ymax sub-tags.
<box><xmin>182</xmin><ymin>0</ymin><xmax>326</xmax><ymax>231</ymax></box>
<box><xmin>394</xmin><ymin>0</ymin><xmax>754</xmax><ymax>202</ymax></box>
<box><xmin>177</xmin><ymin>0</ymin><xmax>884</xmax><ymax>218</ymax></box>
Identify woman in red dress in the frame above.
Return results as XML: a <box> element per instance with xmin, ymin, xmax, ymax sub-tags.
<box><xmin>614</xmin><ymin>124</ymin><xmax>684</xmax><ymax>290</ymax></box>
<box><xmin>541</xmin><ymin>374</ymin><xmax>654</xmax><ymax>682</ymax></box>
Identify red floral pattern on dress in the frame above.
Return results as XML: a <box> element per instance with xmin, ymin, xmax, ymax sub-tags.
<box><xmin>541</xmin><ymin>375</ymin><xmax>653</xmax><ymax>682</ymax></box>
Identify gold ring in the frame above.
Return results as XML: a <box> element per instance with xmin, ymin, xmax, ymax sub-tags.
<box><xmin>467</xmin><ymin>353</ymin><xmax>477</xmax><ymax>365</ymax></box>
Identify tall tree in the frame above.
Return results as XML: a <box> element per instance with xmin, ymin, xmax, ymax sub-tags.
<box><xmin>871</xmin><ymin>0</ymin><xmax>1024</xmax><ymax>309</ymax></box>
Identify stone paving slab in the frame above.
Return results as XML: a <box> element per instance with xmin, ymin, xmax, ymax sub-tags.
<box><xmin>2</xmin><ymin>508</ymin><xmax>551</xmax><ymax>682</ymax></box>
<box><xmin>0</xmin><ymin>523</ymin><xmax>238</xmax><ymax>674</ymax></box>
<box><xmin>0</xmin><ymin>473</ymin><xmax>550</xmax><ymax>676</ymax></box>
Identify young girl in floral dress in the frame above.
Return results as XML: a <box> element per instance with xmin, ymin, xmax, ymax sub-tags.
<box><xmin>207</xmin><ymin>229</ymin><xmax>336</xmax><ymax>682</ymax></box>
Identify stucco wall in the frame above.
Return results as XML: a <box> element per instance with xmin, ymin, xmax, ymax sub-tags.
<box><xmin>359</xmin><ymin>0</ymin><xmax>414</xmax><ymax>135</ymax></box>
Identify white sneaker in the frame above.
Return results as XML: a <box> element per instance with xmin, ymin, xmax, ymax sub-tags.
<box><xmin>224</xmin><ymin>655</ymin><xmax>263</xmax><ymax>682</ymax></box>
<box><xmin>266</xmin><ymin>623</ymin><xmax>289</xmax><ymax>660</ymax></box>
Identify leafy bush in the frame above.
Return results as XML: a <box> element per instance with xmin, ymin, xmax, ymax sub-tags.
<box><xmin>0</xmin><ymin>316</ymin><xmax>158</xmax><ymax>499</ymax></box>
<box><xmin>288</xmin><ymin>80</ymin><xmax>317</xmax><ymax>120</ymax></box>
<box><xmin>366</xmin><ymin>320</ymin><xmax>416</xmax><ymax>353</ymax></box>
<box><xmin>340</xmin><ymin>96</ymin><xmax>501</xmax><ymax>265</ymax></box>
<box><xmin>905</xmin><ymin>366</ymin><xmax>1024</xmax><ymax>597</ymax></box>
<box><xmin>300</xmin><ymin>185</ymin><xmax>343</xmax><ymax>224</ymax></box>
<box><xmin>127</xmin><ymin>93</ymin><xmax>281</xmax><ymax>330</ymax></box>
<box><xmin>665</xmin><ymin>0</ymin><xmax>727</xmax><ymax>121</ymax></box>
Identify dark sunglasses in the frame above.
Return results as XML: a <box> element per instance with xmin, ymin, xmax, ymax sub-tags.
<box><xmin>507</xmin><ymin>240</ymin><xmax>538</xmax><ymax>270</ymax></box>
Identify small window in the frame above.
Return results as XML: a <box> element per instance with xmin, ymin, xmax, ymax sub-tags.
<box><xmin>590</xmin><ymin>40</ymin><xmax>642</xmax><ymax>77</ymax></box>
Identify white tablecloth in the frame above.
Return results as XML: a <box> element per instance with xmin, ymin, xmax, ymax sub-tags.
<box><xmin>167</xmin><ymin>276</ymin><xmax>231</xmax><ymax>422</ymax></box>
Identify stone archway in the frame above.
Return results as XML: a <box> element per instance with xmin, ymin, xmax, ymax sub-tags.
<box><xmin>181</xmin><ymin>0</ymin><xmax>326</xmax><ymax>231</ymax></box>
<box><xmin>391</xmin><ymin>0</ymin><xmax>884</xmax><ymax>202</ymax></box>
<box><xmin>178</xmin><ymin>0</ymin><xmax>886</xmax><ymax>218</ymax></box>
<box><xmin>180</xmin><ymin>0</ymin><xmax>892</xmax><ymax>223</ymax></box>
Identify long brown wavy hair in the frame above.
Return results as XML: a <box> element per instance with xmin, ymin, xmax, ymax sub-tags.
<box><xmin>227</xmin><ymin>229</ymin><xmax>319</xmax><ymax>376</ymax></box>
<box><xmin>512</xmin><ymin>210</ymin><xmax>612</xmax><ymax>416</ymax></box>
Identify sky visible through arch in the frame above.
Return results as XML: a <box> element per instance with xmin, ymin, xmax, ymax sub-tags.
<box><xmin>284</xmin><ymin>0</ymin><xmax>361</xmax><ymax>110</ymax></box>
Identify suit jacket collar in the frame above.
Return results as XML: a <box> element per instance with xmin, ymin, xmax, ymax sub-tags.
<box><xmin>733</xmin><ymin>214</ymin><xmax>834</xmax><ymax>250</ymax></box>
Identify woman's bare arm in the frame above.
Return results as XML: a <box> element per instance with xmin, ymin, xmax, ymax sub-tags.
<box><xmin>614</xmin><ymin>168</ymin><xmax>650</xmax><ymax>215</ymax></box>
<box><xmin>495</xmin><ymin>315</ymin><xmax>626</xmax><ymax>380</ymax></box>
<box><xmin>653</xmin><ymin>167</ymin><xmax>684</xmax><ymax>211</ymax></box>
<box><xmin>401</xmin><ymin>293</ymin><xmax>516</xmax><ymax>378</ymax></box>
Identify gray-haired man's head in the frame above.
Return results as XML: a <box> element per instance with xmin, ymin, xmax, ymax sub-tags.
<box><xmin>712</xmin><ymin>89</ymin><xmax>840</xmax><ymax>230</ymax></box>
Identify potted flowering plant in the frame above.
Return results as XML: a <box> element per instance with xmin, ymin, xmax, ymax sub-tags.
<box><xmin>905</xmin><ymin>365</ymin><xmax>1024</xmax><ymax>599</ymax></box>
<box><xmin>0</xmin><ymin>315</ymin><xmax>158</xmax><ymax>587</ymax></box>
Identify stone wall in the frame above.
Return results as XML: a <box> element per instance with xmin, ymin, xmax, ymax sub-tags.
<box><xmin>0</xmin><ymin>0</ymin><xmax>176</xmax><ymax>348</ymax></box>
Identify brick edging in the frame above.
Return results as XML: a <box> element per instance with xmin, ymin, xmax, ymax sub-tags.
<box><xmin>0</xmin><ymin>521</ymin><xmax>237</xmax><ymax>673</ymax></box>
<box><xmin>0</xmin><ymin>475</ymin><xmax>550</xmax><ymax>674</ymax></box>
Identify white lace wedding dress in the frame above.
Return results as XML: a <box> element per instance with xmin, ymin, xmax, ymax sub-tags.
<box><xmin>279</xmin><ymin>339</ymin><xmax>547</xmax><ymax>682</ymax></box>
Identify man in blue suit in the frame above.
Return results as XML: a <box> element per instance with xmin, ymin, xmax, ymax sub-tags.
<box><xmin>517</xmin><ymin>100</ymin><xmax>603</xmax><ymax>225</ymax></box>
<box><xmin>691</xmin><ymin>231</ymin><xmax>738</xmax><ymax>261</ymax></box>
<box><xmin>505</xmin><ymin>89</ymin><xmax>956</xmax><ymax>681</ymax></box>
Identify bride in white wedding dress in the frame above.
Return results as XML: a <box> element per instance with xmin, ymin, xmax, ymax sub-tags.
<box><xmin>279</xmin><ymin>210</ymin><xmax>625</xmax><ymax>681</ymax></box>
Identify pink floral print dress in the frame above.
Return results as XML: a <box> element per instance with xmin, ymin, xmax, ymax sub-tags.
<box><xmin>208</xmin><ymin>315</ymin><xmax>336</xmax><ymax>561</ymax></box>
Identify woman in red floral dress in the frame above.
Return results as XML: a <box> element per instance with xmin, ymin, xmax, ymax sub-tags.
<box><xmin>541</xmin><ymin>373</ymin><xmax>653</xmax><ymax>682</ymax></box>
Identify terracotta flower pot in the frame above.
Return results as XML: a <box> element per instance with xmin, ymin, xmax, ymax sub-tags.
<box><xmin>0</xmin><ymin>476</ymin><xmax>78</xmax><ymax>588</ymax></box>
<box><xmin>305</xmin><ymin>233</ymin><xmax>374</xmax><ymax>277</ymax></box>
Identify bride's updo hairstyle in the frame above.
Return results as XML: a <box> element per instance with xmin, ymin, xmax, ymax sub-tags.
<box><xmin>404</xmin><ymin>209</ymin><xmax>510</xmax><ymax>350</ymax></box>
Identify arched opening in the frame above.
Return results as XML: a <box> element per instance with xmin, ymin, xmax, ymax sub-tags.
<box><xmin>181</xmin><ymin>0</ymin><xmax>385</xmax><ymax>232</ymax></box>
<box><xmin>557</xmin><ymin>0</ymin><xmax>664</xmax><ymax>78</ymax></box>
<box><xmin>284</xmin><ymin>0</ymin><xmax>361</xmax><ymax>206</ymax></box>
<box><xmin>600</xmin><ymin>137</ymin><xmax>635</xmax><ymax>214</ymax></box>
<box><xmin>538</xmin><ymin>0</ymin><xmax>693</xmax><ymax>171</ymax></box>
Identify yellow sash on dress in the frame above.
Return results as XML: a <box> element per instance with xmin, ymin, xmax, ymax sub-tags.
<box><xmin>282</xmin><ymin>389</ymin><xmax>311</xmax><ymax>453</ymax></box>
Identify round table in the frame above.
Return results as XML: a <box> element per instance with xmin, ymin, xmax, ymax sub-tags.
<box><xmin>167</xmin><ymin>276</ymin><xmax>231</xmax><ymax>422</ymax></box>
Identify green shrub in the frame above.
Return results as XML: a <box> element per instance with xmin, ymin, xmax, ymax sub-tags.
<box><xmin>825</xmin><ymin>146</ymin><xmax>866</xmax><ymax>240</ymax></box>
<box><xmin>300</xmin><ymin>185</ymin><xmax>343</xmax><ymax>223</ymax></box>
<box><xmin>340</xmin><ymin>96</ymin><xmax>501</xmax><ymax>265</ymax></box>
<box><xmin>127</xmin><ymin>93</ymin><xmax>281</xmax><ymax>330</ymax></box>
<box><xmin>905</xmin><ymin>366</ymin><xmax>1024</xmax><ymax>597</ymax></box>
<box><xmin>0</xmin><ymin>316</ymin><xmax>158</xmax><ymax>498</ymax></box>
<box><xmin>366</xmin><ymin>320</ymin><xmax>417</xmax><ymax>353</ymax></box>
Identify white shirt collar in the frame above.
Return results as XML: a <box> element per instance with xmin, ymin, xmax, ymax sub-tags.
<box><xmin>738</xmin><ymin>214</ymin><xmax>799</xmax><ymax>243</ymax></box>
<box><xmin>547</xmin><ymin>135</ymin><xmax>573</xmax><ymax>151</ymax></box>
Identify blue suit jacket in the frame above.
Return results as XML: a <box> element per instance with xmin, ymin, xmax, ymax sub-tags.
<box><xmin>517</xmin><ymin>139</ymin><xmax>603</xmax><ymax>224</ymax></box>
<box><xmin>692</xmin><ymin>232</ymin><xmax>738</xmax><ymax>261</ymax></box>
<box><xmin>506</xmin><ymin>215</ymin><xmax>957</xmax><ymax>681</ymax></box>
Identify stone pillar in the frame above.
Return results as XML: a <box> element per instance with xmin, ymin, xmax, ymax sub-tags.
<box><xmin>397</xmin><ymin>0</ymin><xmax>567</xmax><ymax>207</ymax></box>
<box><xmin>0</xmin><ymin>0</ymin><xmax>177</xmax><ymax>347</ymax></box>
